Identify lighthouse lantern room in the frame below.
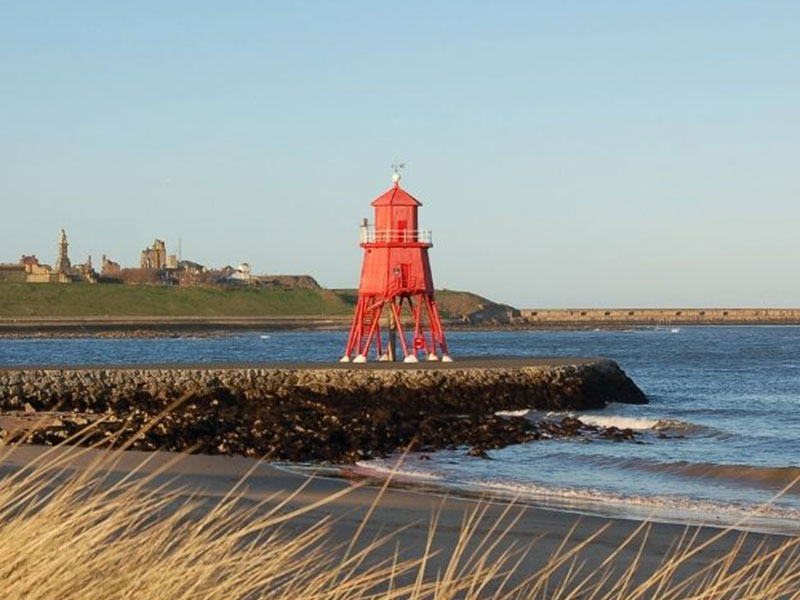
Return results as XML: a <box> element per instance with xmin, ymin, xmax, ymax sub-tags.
<box><xmin>342</xmin><ymin>169</ymin><xmax>451</xmax><ymax>363</ymax></box>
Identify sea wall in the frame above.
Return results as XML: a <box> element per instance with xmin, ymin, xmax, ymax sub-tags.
<box><xmin>519</xmin><ymin>308</ymin><xmax>800</xmax><ymax>326</ymax></box>
<box><xmin>0</xmin><ymin>359</ymin><xmax>646</xmax><ymax>462</ymax></box>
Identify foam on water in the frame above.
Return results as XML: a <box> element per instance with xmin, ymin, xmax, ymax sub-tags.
<box><xmin>355</xmin><ymin>456</ymin><xmax>800</xmax><ymax>534</ymax></box>
<box><xmin>503</xmin><ymin>410</ymin><xmax>708</xmax><ymax>434</ymax></box>
<box><xmin>353</xmin><ymin>460</ymin><xmax>444</xmax><ymax>482</ymax></box>
<box><xmin>494</xmin><ymin>409</ymin><xmax>531</xmax><ymax>418</ymax></box>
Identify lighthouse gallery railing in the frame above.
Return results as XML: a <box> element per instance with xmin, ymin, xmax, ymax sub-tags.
<box><xmin>359</xmin><ymin>225</ymin><xmax>432</xmax><ymax>245</ymax></box>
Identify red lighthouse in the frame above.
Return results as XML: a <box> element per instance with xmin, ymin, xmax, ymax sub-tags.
<box><xmin>342</xmin><ymin>169</ymin><xmax>451</xmax><ymax>363</ymax></box>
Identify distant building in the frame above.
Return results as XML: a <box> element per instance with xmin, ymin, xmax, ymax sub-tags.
<box><xmin>25</xmin><ymin>257</ymin><xmax>54</xmax><ymax>283</ymax></box>
<box><xmin>101</xmin><ymin>254</ymin><xmax>121</xmax><ymax>276</ymax></box>
<box><xmin>0</xmin><ymin>261</ymin><xmax>25</xmax><ymax>282</ymax></box>
<box><xmin>178</xmin><ymin>260</ymin><xmax>205</xmax><ymax>275</ymax></box>
<box><xmin>22</xmin><ymin>253</ymin><xmax>54</xmax><ymax>283</ymax></box>
<box><xmin>54</xmin><ymin>228</ymin><xmax>71</xmax><ymax>276</ymax></box>
<box><xmin>141</xmin><ymin>239</ymin><xmax>167</xmax><ymax>270</ymax></box>
<box><xmin>23</xmin><ymin>230</ymin><xmax>70</xmax><ymax>283</ymax></box>
<box><xmin>140</xmin><ymin>239</ymin><xmax>178</xmax><ymax>271</ymax></box>
<box><xmin>19</xmin><ymin>230</ymin><xmax>96</xmax><ymax>284</ymax></box>
<box><xmin>76</xmin><ymin>255</ymin><xmax>98</xmax><ymax>283</ymax></box>
<box><xmin>20</xmin><ymin>255</ymin><xmax>40</xmax><ymax>271</ymax></box>
<box><xmin>227</xmin><ymin>262</ymin><xmax>253</xmax><ymax>282</ymax></box>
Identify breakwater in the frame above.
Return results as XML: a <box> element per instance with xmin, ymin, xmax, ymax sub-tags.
<box><xmin>0</xmin><ymin>359</ymin><xmax>646</xmax><ymax>462</ymax></box>
<box><xmin>519</xmin><ymin>308</ymin><xmax>800</xmax><ymax>327</ymax></box>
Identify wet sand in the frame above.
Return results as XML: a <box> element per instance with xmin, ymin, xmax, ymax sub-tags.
<box><xmin>0</xmin><ymin>444</ymin><xmax>788</xmax><ymax>590</ymax></box>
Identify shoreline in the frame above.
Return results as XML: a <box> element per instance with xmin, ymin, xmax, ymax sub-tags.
<box><xmin>345</xmin><ymin>458</ymin><xmax>800</xmax><ymax>537</ymax></box>
<box><xmin>2</xmin><ymin>319</ymin><xmax>800</xmax><ymax>338</ymax></box>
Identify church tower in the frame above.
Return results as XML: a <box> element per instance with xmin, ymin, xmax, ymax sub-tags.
<box><xmin>54</xmin><ymin>228</ymin><xmax>71</xmax><ymax>274</ymax></box>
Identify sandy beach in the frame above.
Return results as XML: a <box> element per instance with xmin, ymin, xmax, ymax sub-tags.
<box><xmin>0</xmin><ymin>444</ymin><xmax>788</xmax><ymax>592</ymax></box>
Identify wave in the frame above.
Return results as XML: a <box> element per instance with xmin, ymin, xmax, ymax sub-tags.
<box><xmin>352</xmin><ymin>456</ymin><xmax>800</xmax><ymax>533</ymax></box>
<box><xmin>599</xmin><ymin>457</ymin><xmax>800</xmax><ymax>491</ymax></box>
<box><xmin>471</xmin><ymin>479</ymin><xmax>800</xmax><ymax>530</ymax></box>
<box><xmin>506</xmin><ymin>411</ymin><xmax>711</xmax><ymax>435</ymax></box>
<box><xmin>353</xmin><ymin>460</ymin><xmax>444</xmax><ymax>482</ymax></box>
<box><xmin>577</xmin><ymin>414</ymin><xmax>663</xmax><ymax>430</ymax></box>
<box><xmin>579</xmin><ymin>415</ymin><xmax>709</xmax><ymax>434</ymax></box>
<box><xmin>494</xmin><ymin>409</ymin><xmax>531</xmax><ymax>418</ymax></box>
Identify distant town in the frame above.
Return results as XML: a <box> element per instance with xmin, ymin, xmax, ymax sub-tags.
<box><xmin>0</xmin><ymin>228</ymin><xmax>317</xmax><ymax>289</ymax></box>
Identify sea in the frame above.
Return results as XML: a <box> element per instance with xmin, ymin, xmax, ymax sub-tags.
<box><xmin>1</xmin><ymin>326</ymin><xmax>799</xmax><ymax>533</ymax></box>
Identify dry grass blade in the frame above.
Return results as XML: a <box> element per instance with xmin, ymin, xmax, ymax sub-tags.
<box><xmin>3</xmin><ymin>426</ymin><xmax>800</xmax><ymax>599</ymax></box>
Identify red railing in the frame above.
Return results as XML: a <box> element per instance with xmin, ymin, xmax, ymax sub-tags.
<box><xmin>360</xmin><ymin>225</ymin><xmax>432</xmax><ymax>245</ymax></box>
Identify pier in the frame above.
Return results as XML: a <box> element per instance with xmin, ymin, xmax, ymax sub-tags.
<box><xmin>0</xmin><ymin>358</ymin><xmax>646</xmax><ymax>462</ymax></box>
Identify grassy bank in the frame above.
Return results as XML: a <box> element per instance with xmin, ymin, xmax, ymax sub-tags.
<box><xmin>0</xmin><ymin>282</ymin><xmax>503</xmax><ymax>319</ymax></box>
<box><xmin>0</xmin><ymin>283</ymin><xmax>352</xmax><ymax>318</ymax></box>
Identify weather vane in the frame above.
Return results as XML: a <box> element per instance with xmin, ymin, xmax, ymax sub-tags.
<box><xmin>391</xmin><ymin>161</ymin><xmax>406</xmax><ymax>183</ymax></box>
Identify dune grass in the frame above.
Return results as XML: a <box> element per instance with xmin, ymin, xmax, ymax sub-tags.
<box><xmin>2</xmin><ymin>428</ymin><xmax>800</xmax><ymax>599</ymax></box>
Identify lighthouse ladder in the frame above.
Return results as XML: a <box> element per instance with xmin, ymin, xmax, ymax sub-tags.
<box><xmin>359</xmin><ymin>300</ymin><xmax>383</xmax><ymax>357</ymax></box>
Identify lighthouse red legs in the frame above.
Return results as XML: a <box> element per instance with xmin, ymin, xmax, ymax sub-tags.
<box><xmin>425</xmin><ymin>295</ymin><xmax>451</xmax><ymax>361</ymax></box>
<box><xmin>342</xmin><ymin>294</ymin><xmax>451</xmax><ymax>363</ymax></box>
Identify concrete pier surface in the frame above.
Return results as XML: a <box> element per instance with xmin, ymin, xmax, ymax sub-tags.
<box><xmin>0</xmin><ymin>358</ymin><xmax>646</xmax><ymax>462</ymax></box>
<box><xmin>0</xmin><ymin>356</ymin><xmax>600</xmax><ymax>371</ymax></box>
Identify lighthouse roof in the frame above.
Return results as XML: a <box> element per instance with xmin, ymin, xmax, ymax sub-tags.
<box><xmin>371</xmin><ymin>183</ymin><xmax>422</xmax><ymax>207</ymax></box>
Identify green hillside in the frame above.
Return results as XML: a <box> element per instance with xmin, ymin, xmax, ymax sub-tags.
<box><xmin>0</xmin><ymin>282</ymin><xmax>512</xmax><ymax>321</ymax></box>
<box><xmin>0</xmin><ymin>283</ymin><xmax>352</xmax><ymax>318</ymax></box>
<box><xmin>332</xmin><ymin>288</ymin><xmax>507</xmax><ymax>320</ymax></box>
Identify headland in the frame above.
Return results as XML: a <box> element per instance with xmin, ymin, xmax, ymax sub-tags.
<box><xmin>3</xmin><ymin>282</ymin><xmax>800</xmax><ymax>338</ymax></box>
<box><xmin>0</xmin><ymin>282</ymin><xmax>516</xmax><ymax>336</ymax></box>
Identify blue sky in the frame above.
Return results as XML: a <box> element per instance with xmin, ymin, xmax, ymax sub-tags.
<box><xmin>1</xmin><ymin>1</ymin><xmax>798</xmax><ymax>307</ymax></box>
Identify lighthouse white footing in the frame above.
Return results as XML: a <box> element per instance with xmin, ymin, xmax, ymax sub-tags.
<box><xmin>441</xmin><ymin>355</ymin><xmax>454</xmax><ymax>363</ymax></box>
<box><xmin>353</xmin><ymin>354</ymin><xmax>367</xmax><ymax>363</ymax></box>
<box><xmin>378</xmin><ymin>353</ymin><xmax>390</xmax><ymax>362</ymax></box>
<box><xmin>339</xmin><ymin>355</ymin><xmax>351</xmax><ymax>363</ymax></box>
<box><xmin>403</xmin><ymin>355</ymin><xmax>419</xmax><ymax>363</ymax></box>
<box><xmin>427</xmin><ymin>353</ymin><xmax>439</xmax><ymax>361</ymax></box>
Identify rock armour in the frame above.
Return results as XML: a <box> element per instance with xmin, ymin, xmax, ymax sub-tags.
<box><xmin>0</xmin><ymin>360</ymin><xmax>646</xmax><ymax>462</ymax></box>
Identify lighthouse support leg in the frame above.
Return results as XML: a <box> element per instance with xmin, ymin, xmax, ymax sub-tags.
<box><xmin>411</xmin><ymin>295</ymin><xmax>433</xmax><ymax>358</ymax></box>
<box><xmin>389</xmin><ymin>299</ymin><xmax>411</xmax><ymax>359</ymax></box>
<box><xmin>388</xmin><ymin>313</ymin><xmax>397</xmax><ymax>361</ymax></box>
<box><xmin>374</xmin><ymin>317</ymin><xmax>383</xmax><ymax>359</ymax></box>
<box><xmin>344</xmin><ymin>296</ymin><xmax>367</xmax><ymax>359</ymax></box>
<box><xmin>359</xmin><ymin>301</ymin><xmax>383</xmax><ymax>359</ymax></box>
<box><xmin>425</xmin><ymin>295</ymin><xmax>450</xmax><ymax>358</ymax></box>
